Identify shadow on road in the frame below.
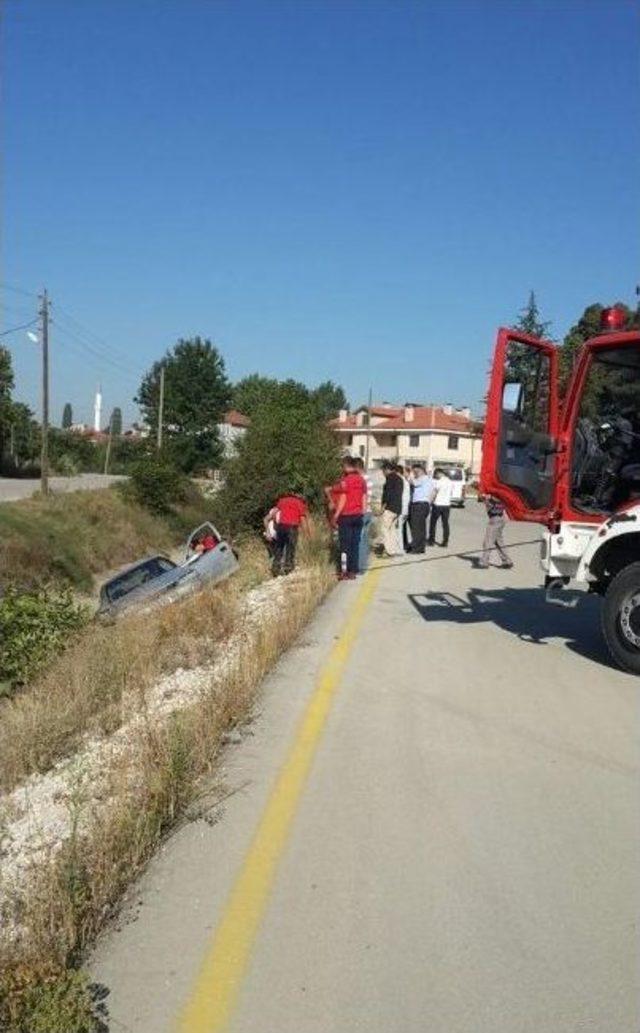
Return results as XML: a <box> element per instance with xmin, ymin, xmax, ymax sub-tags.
<box><xmin>408</xmin><ymin>586</ymin><xmax>614</xmax><ymax>669</ymax></box>
<box><xmin>368</xmin><ymin>538</ymin><xmax>541</xmax><ymax>572</ymax></box>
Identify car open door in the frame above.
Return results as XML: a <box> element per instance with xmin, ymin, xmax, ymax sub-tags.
<box><xmin>481</xmin><ymin>328</ymin><xmax>559</xmax><ymax>522</ymax></box>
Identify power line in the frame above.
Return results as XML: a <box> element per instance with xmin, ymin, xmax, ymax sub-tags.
<box><xmin>1</xmin><ymin>282</ymin><xmax>145</xmax><ymax>376</ymax></box>
<box><xmin>0</xmin><ymin>280</ymin><xmax>38</xmax><ymax>300</ymax></box>
<box><xmin>54</xmin><ymin>301</ymin><xmax>142</xmax><ymax>370</ymax></box>
<box><xmin>0</xmin><ymin>317</ymin><xmax>39</xmax><ymax>338</ymax></box>
<box><xmin>55</xmin><ymin>332</ymin><xmax>142</xmax><ymax>387</ymax></box>
<box><xmin>53</xmin><ymin>322</ymin><xmax>143</xmax><ymax>379</ymax></box>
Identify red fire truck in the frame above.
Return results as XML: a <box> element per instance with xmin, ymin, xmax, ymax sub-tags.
<box><xmin>481</xmin><ymin>306</ymin><xmax>640</xmax><ymax>673</ymax></box>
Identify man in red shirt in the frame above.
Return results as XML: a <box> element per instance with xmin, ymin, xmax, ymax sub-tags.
<box><xmin>332</xmin><ymin>456</ymin><xmax>366</xmax><ymax>579</ymax></box>
<box><xmin>264</xmin><ymin>491</ymin><xmax>308</xmax><ymax>576</ymax></box>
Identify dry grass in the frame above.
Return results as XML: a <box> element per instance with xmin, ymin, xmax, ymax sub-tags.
<box><xmin>0</xmin><ymin>485</ymin><xmax>212</xmax><ymax>592</ymax></box>
<box><xmin>0</xmin><ymin>543</ymin><xmax>333</xmax><ymax>1032</ymax></box>
<box><xmin>0</xmin><ymin>538</ymin><xmax>270</xmax><ymax>794</ymax></box>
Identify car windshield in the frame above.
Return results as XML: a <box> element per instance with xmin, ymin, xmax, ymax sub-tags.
<box><xmin>447</xmin><ymin>469</ymin><xmax>463</xmax><ymax>481</ymax></box>
<box><xmin>107</xmin><ymin>557</ymin><xmax>176</xmax><ymax>602</ymax></box>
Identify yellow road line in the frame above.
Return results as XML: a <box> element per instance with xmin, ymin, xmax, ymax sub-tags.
<box><xmin>177</xmin><ymin>568</ymin><xmax>381</xmax><ymax>1033</ymax></box>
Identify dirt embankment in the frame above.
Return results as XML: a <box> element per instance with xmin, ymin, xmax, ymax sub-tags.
<box><xmin>0</xmin><ymin>484</ymin><xmax>212</xmax><ymax>594</ymax></box>
<box><xmin>0</xmin><ymin>508</ymin><xmax>333</xmax><ymax>1031</ymax></box>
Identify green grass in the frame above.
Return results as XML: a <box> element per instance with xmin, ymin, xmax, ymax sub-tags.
<box><xmin>0</xmin><ymin>485</ymin><xmax>211</xmax><ymax>592</ymax></box>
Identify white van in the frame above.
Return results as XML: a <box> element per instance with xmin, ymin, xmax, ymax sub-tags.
<box><xmin>444</xmin><ymin>466</ymin><xmax>466</xmax><ymax>507</ymax></box>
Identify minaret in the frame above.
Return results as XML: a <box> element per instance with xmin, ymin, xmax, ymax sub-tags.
<box><xmin>94</xmin><ymin>385</ymin><xmax>102</xmax><ymax>432</ymax></box>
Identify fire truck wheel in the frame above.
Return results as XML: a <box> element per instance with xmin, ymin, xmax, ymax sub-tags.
<box><xmin>602</xmin><ymin>562</ymin><xmax>640</xmax><ymax>675</ymax></box>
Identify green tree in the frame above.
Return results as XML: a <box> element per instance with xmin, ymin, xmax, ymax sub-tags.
<box><xmin>62</xmin><ymin>402</ymin><xmax>73</xmax><ymax>429</ymax></box>
<box><xmin>216</xmin><ymin>396</ymin><xmax>341</xmax><ymax>532</ymax></box>
<box><xmin>0</xmin><ymin>346</ymin><xmax>16</xmax><ymax>459</ymax></box>
<box><xmin>135</xmin><ymin>337</ymin><xmax>231</xmax><ymax>474</ymax></box>
<box><xmin>513</xmin><ymin>290</ymin><xmax>553</xmax><ymax>340</ymax></box>
<box><xmin>110</xmin><ymin>406</ymin><xmax>123</xmax><ymax>436</ymax></box>
<box><xmin>10</xmin><ymin>402</ymin><xmax>39</xmax><ymax>467</ymax></box>
<box><xmin>232</xmin><ymin>374</ymin><xmax>310</xmax><ymax>418</ymax></box>
<box><xmin>559</xmin><ymin>301</ymin><xmax>640</xmax><ymax>395</ymax></box>
<box><xmin>311</xmin><ymin>380</ymin><xmax>348</xmax><ymax>420</ymax></box>
<box><xmin>504</xmin><ymin>292</ymin><xmax>553</xmax><ymax>405</ymax></box>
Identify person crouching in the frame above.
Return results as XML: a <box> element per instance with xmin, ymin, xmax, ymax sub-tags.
<box><xmin>264</xmin><ymin>490</ymin><xmax>308</xmax><ymax>576</ymax></box>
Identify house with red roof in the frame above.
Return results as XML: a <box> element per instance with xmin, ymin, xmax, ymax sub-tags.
<box><xmin>328</xmin><ymin>402</ymin><xmax>483</xmax><ymax>473</ymax></box>
<box><xmin>218</xmin><ymin>410</ymin><xmax>250</xmax><ymax>457</ymax></box>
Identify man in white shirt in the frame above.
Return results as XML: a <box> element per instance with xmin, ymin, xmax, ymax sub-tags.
<box><xmin>428</xmin><ymin>468</ymin><xmax>453</xmax><ymax>548</ymax></box>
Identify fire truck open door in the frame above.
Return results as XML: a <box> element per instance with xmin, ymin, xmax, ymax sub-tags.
<box><xmin>481</xmin><ymin>328</ymin><xmax>559</xmax><ymax>523</ymax></box>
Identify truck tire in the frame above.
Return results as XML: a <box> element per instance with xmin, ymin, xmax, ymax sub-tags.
<box><xmin>602</xmin><ymin>562</ymin><xmax>640</xmax><ymax>674</ymax></box>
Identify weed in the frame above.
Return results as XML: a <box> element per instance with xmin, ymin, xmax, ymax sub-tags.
<box><xmin>0</xmin><ymin>966</ymin><xmax>105</xmax><ymax>1033</ymax></box>
<box><xmin>0</xmin><ymin>585</ymin><xmax>89</xmax><ymax>690</ymax></box>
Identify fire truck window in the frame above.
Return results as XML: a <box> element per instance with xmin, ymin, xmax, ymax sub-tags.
<box><xmin>503</xmin><ymin>341</ymin><xmax>550</xmax><ymax>433</ymax></box>
<box><xmin>571</xmin><ymin>345</ymin><xmax>640</xmax><ymax>514</ymax></box>
<box><xmin>498</xmin><ymin>341</ymin><xmax>553</xmax><ymax>510</ymax></box>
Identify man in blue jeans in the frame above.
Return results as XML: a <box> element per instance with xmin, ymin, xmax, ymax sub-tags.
<box><xmin>353</xmin><ymin>457</ymin><xmax>372</xmax><ymax>572</ymax></box>
<box><xmin>332</xmin><ymin>457</ymin><xmax>366</xmax><ymax>580</ymax></box>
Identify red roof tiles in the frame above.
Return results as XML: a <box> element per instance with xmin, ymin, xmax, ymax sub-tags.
<box><xmin>330</xmin><ymin>405</ymin><xmax>475</xmax><ymax>433</ymax></box>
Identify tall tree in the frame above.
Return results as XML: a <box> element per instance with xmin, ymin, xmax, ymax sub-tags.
<box><xmin>232</xmin><ymin>374</ymin><xmax>310</xmax><ymax>418</ymax></box>
<box><xmin>109</xmin><ymin>406</ymin><xmax>123</xmax><ymax>436</ymax></box>
<box><xmin>311</xmin><ymin>380</ymin><xmax>348</xmax><ymax>420</ymax></box>
<box><xmin>559</xmin><ymin>301</ymin><xmax>640</xmax><ymax>394</ymax></box>
<box><xmin>513</xmin><ymin>291</ymin><xmax>552</xmax><ymax>340</ymax></box>
<box><xmin>0</xmin><ymin>346</ymin><xmax>16</xmax><ymax>459</ymax></box>
<box><xmin>135</xmin><ymin>337</ymin><xmax>231</xmax><ymax>473</ymax></box>
<box><xmin>217</xmin><ymin>395</ymin><xmax>341</xmax><ymax>532</ymax></box>
<box><xmin>504</xmin><ymin>292</ymin><xmax>553</xmax><ymax>397</ymax></box>
<box><xmin>62</xmin><ymin>402</ymin><xmax>73</xmax><ymax>429</ymax></box>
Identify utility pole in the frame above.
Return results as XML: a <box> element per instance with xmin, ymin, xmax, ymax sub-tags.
<box><xmin>364</xmin><ymin>385</ymin><xmax>372</xmax><ymax>470</ymax></box>
<box><xmin>103</xmin><ymin>420</ymin><xmax>113</xmax><ymax>475</ymax></box>
<box><xmin>39</xmin><ymin>289</ymin><xmax>50</xmax><ymax>495</ymax></box>
<box><xmin>156</xmin><ymin>364</ymin><xmax>165</xmax><ymax>451</ymax></box>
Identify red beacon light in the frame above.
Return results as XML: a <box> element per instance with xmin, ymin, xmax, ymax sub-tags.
<box><xmin>600</xmin><ymin>306</ymin><xmax>627</xmax><ymax>332</ymax></box>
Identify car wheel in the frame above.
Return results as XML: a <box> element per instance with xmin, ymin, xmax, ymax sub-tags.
<box><xmin>602</xmin><ymin>562</ymin><xmax>640</xmax><ymax>674</ymax></box>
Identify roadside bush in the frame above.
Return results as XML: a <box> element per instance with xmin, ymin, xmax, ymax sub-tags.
<box><xmin>0</xmin><ymin>586</ymin><xmax>89</xmax><ymax>691</ymax></box>
<box><xmin>125</xmin><ymin>456</ymin><xmax>192</xmax><ymax>514</ymax></box>
<box><xmin>0</xmin><ymin>457</ymin><xmax>41</xmax><ymax>478</ymax></box>
<box><xmin>0</xmin><ymin>967</ymin><xmax>104</xmax><ymax>1033</ymax></box>
<box><xmin>215</xmin><ymin>399</ymin><xmax>341</xmax><ymax>532</ymax></box>
<box><xmin>52</xmin><ymin>453</ymin><xmax>81</xmax><ymax>477</ymax></box>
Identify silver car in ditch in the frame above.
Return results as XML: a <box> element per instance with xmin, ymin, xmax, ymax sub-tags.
<box><xmin>98</xmin><ymin>523</ymin><xmax>238</xmax><ymax>618</ymax></box>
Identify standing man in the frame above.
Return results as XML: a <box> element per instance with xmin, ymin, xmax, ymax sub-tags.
<box><xmin>428</xmin><ymin>468</ymin><xmax>453</xmax><ymax>548</ymax></box>
<box><xmin>379</xmin><ymin>461</ymin><xmax>404</xmax><ymax>557</ymax></box>
<box><xmin>403</xmin><ymin>466</ymin><xmax>414</xmax><ymax>551</ymax></box>
<box><xmin>264</xmin><ymin>489</ymin><xmax>308</xmax><ymax>576</ymax></box>
<box><xmin>409</xmin><ymin>463</ymin><xmax>434</xmax><ymax>554</ymax></box>
<box><xmin>333</xmin><ymin>456</ymin><xmax>366</xmax><ymax>579</ymax></box>
<box><xmin>397</xmin><ymin>464</ymin><xmax>411</xmax><ymax>554</ymax></box>
<box><xmin>354</xmin><ymin>456</ymin><xmax>373</xmax><ymax>572</ymax></box>
<box><xmin>478</xmin><ymin>495</ymin><xmax>514</xmax><ymax>569</ymax></box>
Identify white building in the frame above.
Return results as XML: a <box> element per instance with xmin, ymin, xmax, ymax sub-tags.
<box><xmin>217</xmin><ymin>410</ymin><xmax>250</xmax><ymax>457</ymax></box>
<box><xmin>329</xmin><ymin>402</ymin><xmax>483</xmax><ymax>474</ymax></box>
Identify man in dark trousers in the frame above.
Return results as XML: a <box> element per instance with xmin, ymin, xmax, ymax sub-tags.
<box><xmin>264</xmin><ymin>490</ymin><xmax>308</xmax><ymax>576</ymax></box>
<box><xmin>409</xmin><ymin>464</ymin><xmax>434</xmax><ymax>554</ymax></box>
<box><xmin>332</xmin><ymin>456</ymin><xmax>366</xmax><ymax>579</ymax></box>
<box><xmin>428</xmin><ymin>468</ymin><xmax>453</xmax><ymax>548</ymax></box>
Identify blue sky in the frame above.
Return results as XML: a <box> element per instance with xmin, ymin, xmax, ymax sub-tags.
<box><xmin>2</xmin><ymin>0</ymin><xmax>639</xmax><ymax>427</ymax></box>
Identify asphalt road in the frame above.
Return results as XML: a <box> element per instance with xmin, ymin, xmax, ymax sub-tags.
<box><xmin>0</xmin><ymin>473</ymin><xmax>125</xmax><ymax>502</ymax></box>
<box><xmin>92</xmin><ymin>504</ymin><xmax>639</xmax><ymax>1033</ymax></box>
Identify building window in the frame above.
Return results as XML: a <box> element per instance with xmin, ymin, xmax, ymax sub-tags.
<box><xmin>409</xmin><ymin>434</ymin><xmax>419</xmax><ymax>448</ymax></box>
<box><xmin>359</xmin><ymin>445</ymin><xmax>365</xmax><ymax>458</ymax></box>
<box><xmin>448</xmin><ymin>435</ymin><xmax>459</xmax><ymax>450</ymax></box>
<box><xmin>347</xmin><ymin>434</ymin><xmax>353</xmax><ymax>445</ymax></box>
